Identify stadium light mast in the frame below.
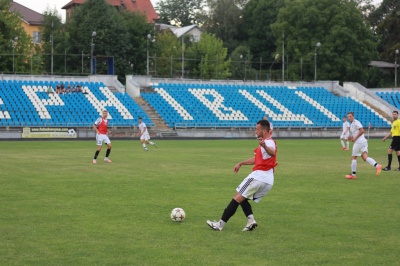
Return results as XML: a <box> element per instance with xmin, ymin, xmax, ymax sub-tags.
<box><xmin>11</xmin><ymin>36</ymin><xmax>18</xmax><ymax>74</ymax></box>
<box><xmin>395</xmin><ymin>49</ymin><xmax>399</xmax><ymax>88</ymax></box>
<box><xmin>240</xmin><ymin>54</ymin><xmax>247</xmax><ymax>81</ymax></box>
<box><xmin>282</xmin><ymin>32</ymin><xmax>285</xmax><ymax>82</ymax></box>
<box><xmin>269</xmin><ymin>54</ymin><xmax>280</xmax><ymax>81</ymax></box>
<box><xmin>314</xmin><ymin>42</ymin><xmax>321</xmax><ymax>82</ymax></box>
<box><xmin>51</xmin><ymin>20</ymin><xmax>54</xmax><ymax>75</ymax></box>
<box><xmin>147</xmin><ymin>33</ymin><xmax>151</xmax><ymax>76</ymax></box>
<box><xmin>181</xmin><ymin>35</ymin><xmax>185</xmax><ymax>79</ymax></box>
<box><xmin>90</xmin><ymin>31</ymin><xmax>96</xmax><ymax>75</ymax></box>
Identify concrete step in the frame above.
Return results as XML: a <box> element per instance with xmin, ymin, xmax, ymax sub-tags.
<box><xmin>133</xmin><ymin>96</ymin><xmax>170</xmax><ymax>130</ymax></box>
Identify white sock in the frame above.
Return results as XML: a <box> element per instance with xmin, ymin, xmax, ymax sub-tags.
<box><xmin>346</xmin><ymin>141</ymin><xmax>349</xmax><ymax>149</ymax></box>
<box><xmin>366</xmin><ymin>157</ymin><xmax>377</xmax><ymax>167</ymax></box>
<box><xmin>219</xmin><ymin>220</ymin><xmax>226</xmax><ymax>228</ymax></box>
<box><xmin>247</xmin><ymin>214</ymin><xmax>255</xmax><ymax>224</ymax></box>
<box><xmin>149</xmin><ymin>141</ymin><xmax>155</xmax><ymax>145</ymax></box>
<box><xmin>142</xmin><ymin>143</ymin><xmax>147</xmax><ymax>149</ymax></box>
<box><xmin>340</xmin><ymin>140</ymin><xmax>345</xmax><ymax>147</ymax></box>
<box><xmin>351</xmin><ymin>159</ymin><xmax>357</xmax><ymax>174</ymax></box>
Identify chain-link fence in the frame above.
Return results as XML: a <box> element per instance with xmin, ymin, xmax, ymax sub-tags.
<box><xmin>0</xmin><ymin>52</ymin><xmax>318</xmax><ymax>82</ymax></box>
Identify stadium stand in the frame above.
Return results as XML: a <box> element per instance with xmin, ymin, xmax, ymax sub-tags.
<box><xmin>376</xmin><ymin>91</ymin><xmax>400</xmax><ymax>110</ymax></box>
<box><xmin>0</xmin><ymin>80</ymin><xmax>153</xmax><ymax>127</ymax></box>
<box><xmin>142</xmin><ymin>83</ymin><xmax>390</xmax><ymax>128</ymax></box>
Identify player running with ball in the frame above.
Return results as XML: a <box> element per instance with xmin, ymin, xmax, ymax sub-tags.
<box><xmin>207</xmin><ymin>120</ymin><xmax>277</xmax><ymax>231</ymax></box>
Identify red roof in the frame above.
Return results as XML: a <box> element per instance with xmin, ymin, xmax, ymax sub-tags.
<box><xmin>62</xmin><ymin>0</ymin><xmax>158</xmax><ymax>23</ymax></box>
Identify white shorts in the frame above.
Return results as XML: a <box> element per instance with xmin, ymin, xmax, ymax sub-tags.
<box><xmin>140</xmin><ymin>133</ymin><xmax>150</xmax><ymax>141</ymax></box>
<box><xmin>96</xmin><ymin>134</ymin><xmax>111</xmax><ymax>146</ymax></box>
<box><xmin>352</xmin><ymin>142</ymin><xmax>368</xmax><ymax>156</ymax></box>
<box><xmin>340</xmin><ymin>133</ymin><xmax>349</xmax><ymax>139</ymax></box>
<box><xmin>236</xmin><ymin>176</ymin><xmax>273</xmax><ymax>203</ymax></box>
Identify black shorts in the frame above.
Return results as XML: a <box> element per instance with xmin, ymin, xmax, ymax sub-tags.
<box><xmin>389</xmin><ymin>136</ymin><xmax>400</xmax><ymax>151</ymax></box>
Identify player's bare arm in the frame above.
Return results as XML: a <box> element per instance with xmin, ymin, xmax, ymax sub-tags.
<box><xmin>233</xmin><ymin>157</ymin><xmax>255</xmax><ymax>173</ymax></box>
<box><xmin>382</xmin><ymin>131</ymin><xmax>392</xmax><ymax>141</ymax></box>
<box><xmin>93</xmin><ymin>124</ymin><xmax>99</xmax><ymax>134</ymax></box>
<box><xmin>258</xmin><ymin>140</ymin><xmax>276</xmax><ymax>156</ymax></box>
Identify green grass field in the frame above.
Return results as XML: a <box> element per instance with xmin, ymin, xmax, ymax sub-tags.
<box><xmin>1</xmin><ymin>139</ymin><xmax>399</xmax><ymax>265</ymax></box>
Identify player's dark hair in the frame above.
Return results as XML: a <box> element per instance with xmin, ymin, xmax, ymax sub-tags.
<box><xmin>138</xmin><ymin>117</ymin><xmax>142</xmax><ymax>120</ymax></box>
<box><xmin>393</xmin><ymin>111</ymin><xmax>398</xmax><ymax>114</ymax></box>
<box><xmin>257</xmin><ymin>119</ymin><xmax>270</xmax><ymax>132</ymax></box>
<box><xmin>347</xmin><ymin>111</ymin><xmax>354</xmax><ymax>116</ymax></box>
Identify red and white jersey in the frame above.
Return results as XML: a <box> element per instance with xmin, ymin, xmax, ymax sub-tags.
<box><xmin>251</xmin><ymin>138</ymin><xmax>277</xmax><ymax>185</ymax></box>
<box><xmin>94</xmin><ymin>117</ymin><xmax>109</xmax><ymax>135</ymax></box>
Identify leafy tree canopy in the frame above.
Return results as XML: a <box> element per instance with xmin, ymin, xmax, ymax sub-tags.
<box><xmin>0</xmin><ymin>0</ymin><xmax>36</xmax><ymax>73</ymax></box>
<box><xmin>156</xmin><ymin>0</ymin><xmax>207</xmax><ymax>26</ymax></box>
<box><xmin>369</xmin><ymin>0</ymin><xmax>400</xmax><ymax>60</ymax></box>
<box><xmin>272</xmin><ymin>0</ymin><xmax>377</xmax><ymax>83</ymax></box>
<box><xmin>186</xmin><ymin>33</ymin><xmax>231</xmax><ymax>79</ymax></box>
<box><xmin>65</xmin><ymin>0</ymin><xmax>153</xmax><ymax>79</ymax></box>
<box><xmin>242</xmin><ymin>0</ymin><xmax>285</xmax><ymax>62</ymax></box>
<box><xmin>205</xmin><ymin>0</ymin><xmax>246</xmax><ymax>52</ymax></box>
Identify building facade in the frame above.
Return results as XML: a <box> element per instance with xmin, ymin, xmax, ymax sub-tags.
<box><xmin>10</xmin><ymin>1</ymin><xmax>44</xmax><ymax>44</ymax></box>
<box><xmin>62</xmin><ymin>0</ymin><xmax>158</xmax><ymax>23</ymax></box>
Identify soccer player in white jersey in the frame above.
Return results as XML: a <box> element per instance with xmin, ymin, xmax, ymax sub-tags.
<box><xmin>340</xmin><ymin>116</ymin><xmax>350</xmax><ymax>150</ymax></box>
<box><xmin>207</xmin><ymin>120</ymin><xmax>277</xmax><ymax>231</ymax></box>
<box><xmin>138</xmin><ymin>117</ymin><xmax>157</xmax><ymax>151</ymax></box>
<box><xmin>345</xmin><ymin>112</ymin><xmax>381</xmax><ymax>179</ymax></box>
<box><xmin>92</xmin><ymin>110</ymin><xmax>112</xmax><ymax>164</ymax></box>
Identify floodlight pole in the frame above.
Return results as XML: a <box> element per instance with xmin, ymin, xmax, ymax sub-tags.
<box><xmin>147</xmin><ymin>34</ymin><xmax>151</xmax><ymax>76</ymax></box>
<box><xmin>269</xmin><ymin>54</ymin><xmax>279</xmax><ymax>81</ymax></box>
<box><xmin>51</xmin><ymin>20</ymin><xmax>54</xmax><ymax>75</ymax></box>
<box><xmin>11</xmin><ymin>37</ymin><xmax>18</xmax><ymax>74</ymax></box>
<box><xmin>90</xmin><ymin>31</ymin><xmax>96</xmax><ymax>75</ymax></box>
<box><xmin>314</xmin><ymin>42</ymin><xmax>321</xmax><ymax>81</ymax></box>
<box><xmin>181</xmin><ymin>36</ymin><xmax>184</xmax><ymax>79</ymax></box>
<box><xmin>395</xmin><ymin>49</ymin><xmax>399</xmax><ymax>88</ymax></box>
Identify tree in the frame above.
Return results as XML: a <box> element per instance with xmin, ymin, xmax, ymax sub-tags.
<box><xmin>154</xmin><ymin>31</ymin><xmax>182</xmax><ymax>78</ymax></box>
<box><xmin>186</xmin><ymin>33</ymin><xmax>231</xmax><ymax>79</ymax></box>
<box><xmin>66</xmin><ymin>0</ymin><xmax>153</xmax><ymax>79</ymax></box>
<box><xmin>230</xmin><ymin>45</ymin><xmax>254</xmax><ymax>80</ymax></box>
<box><xmin>369</xmin><ymin>0</ymin><xmax>400</xmax><ymax>60</ymax></box>
<box><xmin>156</xmin><ymin>0</ymin><xmax>207</xmax><ymax>26</ymax></box>
<box><xmin>41</xmin><ymin>8</ymin><xmax>68</xmax><ymax>74</ymax></box>
<box><xmin>242</xmin><ymin>0</ymin><xmax>285</xmax><ymax>63</ymax></box>
<box><xmin>205</xmin><ymin>0</ymin><xmax>246</xmax><ymax>52</ymax></box>
<box><xmin>0</xmin><ymin>0</ymin><xmax>36</xmax><ymax>74</ymax></box>
<box><xmin>271</xmin><ymin>0</ymin><xmax>377</xmax><ymax>83</ymax></box>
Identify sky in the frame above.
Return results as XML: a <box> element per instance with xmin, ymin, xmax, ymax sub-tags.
<box><xmin>14</xmin><ymin>0</ymin><xmax>382</xmax><ymax>22</ymax></box>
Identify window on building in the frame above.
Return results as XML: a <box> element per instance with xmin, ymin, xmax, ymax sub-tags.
<box><xmin>33</xmin><ymin>32</ymin><xmax>42</xmax><ymax>44</ymax></box>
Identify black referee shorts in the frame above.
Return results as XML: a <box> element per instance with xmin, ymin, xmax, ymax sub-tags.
<box><xmin>389</xmin><ymin>136</ymin><xmax>400</xmax><ymax>151</ymax></box>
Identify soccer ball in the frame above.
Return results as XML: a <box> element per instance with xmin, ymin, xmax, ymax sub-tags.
<box><xmin>170</xmin><ymin>208</ymin><xmax>185</xmax><ymax>222</ymax></box>
<box><xmin>68</xmin><ymin>128</ymin><xmax>76</xmax><ymax>137</ymax></box>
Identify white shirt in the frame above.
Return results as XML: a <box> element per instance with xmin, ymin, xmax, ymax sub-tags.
<box><xmin>138</xmin><ymin>121</ymin><xmax>148</xmax><ymax>135</ymax></box>
<box><xmin>342</xmin><ymin>121</ymin><xmax>350</xmax><ymax>133</ymax></box>
<box><xmin>349</xmin><ymin>119</ymin><xmax>367</xmax><ymax>144</ymax></box>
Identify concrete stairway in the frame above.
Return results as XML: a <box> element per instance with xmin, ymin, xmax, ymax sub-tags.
<box><xmin>133</xmin><ymin>96</ymin><xmax>178</xmax><ymax>138</ymax></box>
